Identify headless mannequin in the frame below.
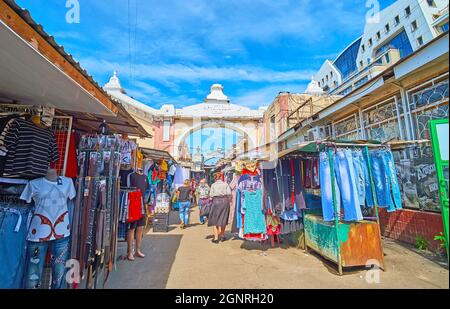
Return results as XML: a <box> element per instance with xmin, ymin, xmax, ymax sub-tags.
<box><xmin>31</xmin><ymin>115</ymin><xmax>46</xmax><ymax>129</ymax></box>
<box><xmin>126</xmin><ymin>168</ymin><xmax>146</xmax><ymax>261</ymax></box>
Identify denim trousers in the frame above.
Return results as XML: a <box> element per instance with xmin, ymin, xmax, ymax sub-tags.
<box><xmin>334</xmin><ymin>149</ymin><xmax>363</xmax><ymax>221</ymax></box>
<box><xmin>319</xmin><ymin>151</ymin><xmax>341</xmax><ymax>222</ymax></box>
<box><xmin>383</xmin><ymin>150</ymin><xmax>402</xmax><ymax>211</ymax></box>
<box><xmin>371</xmin><ymin>150</ymin><xmax>402</xmax><ymax>212</ymax></box>
<box><xmin>352</xmin><ymin>150</ymin><xmax>375</xmax><ymax>207</ymax></box>
<box><xmin>25</xmin><ymin>237</ymin><xmax>70</xmax><ymax>289</ymax></box>
<box><xmin>0</xmin><ymin>205</ymin><xmax>32</xmax><ymax>289</ymax></box>
<box><xmin>178</xmin><ymin>201</ymin><xmax>191</xmax><ymax>225</ymax></box>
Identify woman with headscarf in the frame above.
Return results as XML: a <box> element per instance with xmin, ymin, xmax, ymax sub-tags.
<box><xmin>196</xmin><ymin>178</ymin><xmax>210</xmax><ymax>225</ymax></box>
<box><xmin>208</xmin><ymin>172</ymin><xmax>232</xmax><ymax>244</ymax></box>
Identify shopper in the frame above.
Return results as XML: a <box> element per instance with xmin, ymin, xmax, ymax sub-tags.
<box><xmin>176</xmin><ymin>179</ymin><xmax>193</xmax><ymax>229</ymax></box>
<box><xmin>209</xmin><ymin>172</ymin><xmax>232</xmax><ymax>244</ymax></box>
<box><xmin>196</xmin><ymin>178</ymin><xmax>211</xmax><ymax>225</ymax></box>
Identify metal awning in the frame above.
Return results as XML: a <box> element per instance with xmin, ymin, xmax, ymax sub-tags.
<box><xmin>140</xmin><ymin>148</ymin><xmax>177</xmax><ymax>164</ymax></box>
<box><xmin>0</xmin><ymin>20</ymin><xmax>115</xmax><ymax>116</ymax></box>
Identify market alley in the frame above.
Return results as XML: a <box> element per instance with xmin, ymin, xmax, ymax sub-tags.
<box><xmin>106</xmin><ymin>206</ymin><xmax>449</xmax><ymax>289</ymax></box>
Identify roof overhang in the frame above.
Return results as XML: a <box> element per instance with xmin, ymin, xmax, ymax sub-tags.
<box><xmin>0</xmin><ymin>19</ymin><xmax>115</xmax><ymax>116</ymax></box>
<box><xmin>140</xmin><ymin>147</ymin><xmax>177</xmax><ymax>164</ymax></box>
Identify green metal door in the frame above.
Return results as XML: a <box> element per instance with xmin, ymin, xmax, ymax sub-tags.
<box><xmin>429</xmin><ymin>119</ymin><xmax>449</xmax><ymax>261</ymax></box>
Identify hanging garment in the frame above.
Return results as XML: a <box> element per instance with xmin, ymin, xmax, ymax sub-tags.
<box><xmin>319</xmin><ymin>152</ymin><xmax>341</xmax><ymax>222</ymax></box>
<box><xmin>292</xmin><ymin>158</ymin><xmax>306</xmax><ymax>210</ymax></box>
<box><xmin>0</xmin><ymin>205</ymin><xmax>33</xmax><ymax>289</ymax></box>
<box><xmin>352</xmin><ymin>150</ymin><xmax>375</xmax><ymax>207</ymax></box>
<box><xmin>266</xmin><ymin>214</ymin><xmax>281</xmax><ymax>236</ymax></box>
<box><xmin>334</xmin><ymin>149</ymin><xmax>363</xmax><ymax>221</ymax></box>
<box><xmin>243</xmin><ymin>189</ymin><xmax>266</xmax><ymax>235</ymax></box>
<box><xmin>127</xmin><ymin>191</ymin><xmax>143</xmax><ymax>223</ymax></box>
<box><xmin>3</xmin><ymin>118</ymin><xmax>59</xmax><ymax>178</ymax></box>
<box><xmin>20</xmin><ymin>177</ymin><xmax>76</xmax><ymax>242</ymax></box>
<box><xmin>370</xmin><ymin>149</ymin><xmax>402</xmax><ymax>212</ymax></box>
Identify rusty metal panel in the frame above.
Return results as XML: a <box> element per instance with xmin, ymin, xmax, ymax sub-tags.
<box><xmin>340</xmin><ymin>221</ymin><xmax>384</xmax><ymax>267</ymax></box>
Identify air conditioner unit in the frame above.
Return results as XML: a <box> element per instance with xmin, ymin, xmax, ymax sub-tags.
<box><xmin>307</xmin><ymin>126</ymin><xmax>327</xmax><ymax>141</ymax></box>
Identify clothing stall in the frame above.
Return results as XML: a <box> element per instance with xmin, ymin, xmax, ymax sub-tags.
<box><xmin>140</xmin><ymin>148</ymin><xmax>177</xmax><ymax>232</ymax></box>
<box><xmin>280</xmin><ymin>140</ymin><xmax>402</xmax><ymax>275</ymax></box>
<box><xmin>0</xmin><ymin>102</ymin><xmax>150</xmax><ymax>289</ymax></box>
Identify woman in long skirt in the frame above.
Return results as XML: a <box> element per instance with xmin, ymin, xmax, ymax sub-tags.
<box><xmin>208</xmin><ymin>172</ymin><xmax>232</xmax><ymax>244</ymax></box>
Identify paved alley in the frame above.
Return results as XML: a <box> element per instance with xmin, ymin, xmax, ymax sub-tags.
<box><xmin>106</xmin><ymin>207</ymin><xmax>449</xmax><ymax>289</ymax></box>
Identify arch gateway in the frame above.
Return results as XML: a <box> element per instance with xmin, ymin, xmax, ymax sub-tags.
<box><xmin>103</xmin><ymin>72</ymin><xmax>267</xmax><ymax>164</ymax></box>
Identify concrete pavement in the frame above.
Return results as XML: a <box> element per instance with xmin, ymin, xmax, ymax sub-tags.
<box><xmin>106</xmin><ymin>206</ymin><xmax>449</xmax><ymax>289</ymax></box>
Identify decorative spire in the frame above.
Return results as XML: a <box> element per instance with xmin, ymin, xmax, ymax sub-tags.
<box><xmin>206</xmin><ymin>84</ymin><xmax>229</xmax><ymax>103</ymax></box>
<box><xmin>104</xmin><ymin>71</ymin><xmax>124</xmax><ymax>93</ymax></box>
<box><xmin>305</xmin><ymin>77</ymin><xmax>324</xmax><ymax>95</ymax></box>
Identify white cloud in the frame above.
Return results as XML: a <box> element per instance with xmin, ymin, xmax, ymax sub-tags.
<box><xmin>81</xmin><ymin>58</ymin><xmax>314</xmax><ymax>84</ymax></box>
<box><xmin>233</xmin><ymin>83</ymin><xmax>309</xmax><ymax>108</ymax></box>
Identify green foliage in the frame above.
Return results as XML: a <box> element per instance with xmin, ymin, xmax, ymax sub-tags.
<box><xmin>415</xmin><ymin>235</ymin><xmax>429</xmax><ymax>251</ymax></box>
<box><xmin>434</xmin><ymin>232</ymin><xmax>447</xmax><ymax>250</ymax></box>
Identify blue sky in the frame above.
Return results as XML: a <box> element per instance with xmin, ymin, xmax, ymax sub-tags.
<box><xmin>16</xmin><ymin>0</ymin><xmax>395</xmax><ymax>109</ymax></box>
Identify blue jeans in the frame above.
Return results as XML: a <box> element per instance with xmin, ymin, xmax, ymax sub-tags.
<box><xmin>352</xmin><ymin>150</ymin><xmax>376</xmax><ymax>207</ymax></box>
<box><xmin>319</xmin><ymin>151</ymin><xmax>341</xmax><ymax>222</ymax></box>
<box><xmin>25</xmin><ymin>237</ymin><xmax>70</xmax><ymax>289</ymax></box>
<box><xmin>371</xmin><ymin>150</ymin><xmax>402</xmax><ymax>212</ymax></box>
<box><xmin>178</xmin><ymin>201</ymin><xmax>191</xmax><ymax>225</ymax></box>
<box><xmin>334</xmin><ymin>149</ymin><xmax>363</xmax><ymax>221</ymax></box>
<box><xmin>0</xmin><ymin>205</ymin><xmax>32</xmax><ymax>289</ymax></box>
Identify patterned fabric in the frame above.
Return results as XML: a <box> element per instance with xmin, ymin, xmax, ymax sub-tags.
<box><xmin>243</xmin><ymin>189</ymin><xmax>266</xmax><ymax>235</ymax></box>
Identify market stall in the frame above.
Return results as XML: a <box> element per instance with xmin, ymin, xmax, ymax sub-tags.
<box><xmin>280</xmin><ymin>140</ymin><xmax>404</xmax><ymax>275</ymax></box>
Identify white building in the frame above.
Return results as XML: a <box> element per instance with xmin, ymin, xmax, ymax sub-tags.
<box><xmin>314</xmin><ymin>0</ymin><xmax>449</xmax><ymax>96</ymax></box>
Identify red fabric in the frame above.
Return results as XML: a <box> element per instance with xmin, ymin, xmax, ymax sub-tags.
<box><xmin>65</xmin><ymin>133</ymin><xmax>78</xmax><ymax>178</ymax></box>
<box><xmin>241</xmin><ymin>168</ymin><xmax>258</xmax><ymax>176</ymax></box>
<box><xmin>127</xmin><ymin>191</ymin><xmax>143</xmax><ymax>223</ymax></box>
<box><xmin>50</xmin><ymin>132</ymin><xmax>78</xmax><ymax>178</ymax></box>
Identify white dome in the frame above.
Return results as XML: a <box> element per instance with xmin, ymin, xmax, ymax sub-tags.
<box><xmin>305</xmin><ymin>77</ymin><xmax>324</xmax><ymax>95</ymax></box>
<box><xmin>206</xmin><ymin>83</ymin><xmax>229</xmax><ymax>103</ymax></box>
<box><xmin>104</xmin><ymin>71</ymin><xmax>124</xmax><ymax>93</ymax></box>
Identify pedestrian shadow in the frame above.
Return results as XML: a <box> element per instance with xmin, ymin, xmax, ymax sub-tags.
<box><xmin>105</xmin><ymin>234</ymin><xmax>183</xmax><ymax>289</ymax></box>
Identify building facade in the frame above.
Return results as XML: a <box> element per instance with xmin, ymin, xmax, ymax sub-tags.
<box><xmin>314</xmin><ymin>0</ymin><xmax>448</xmax><ymax>96</ymax></box>
<box><xmin>285</xmin><ymin>32</ymin><xmax>449</xmax><ymax>251</ymax></box>
<box><xmin>104</xmin><ymin>75</ymin><xmax>266</xmax><ymax>162</ymax></box>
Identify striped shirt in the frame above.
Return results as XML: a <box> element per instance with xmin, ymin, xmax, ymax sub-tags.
<box><xmin>3</xmin><ymin>118</ymin><xmax>59</xmax><ymax>178</ymax></box>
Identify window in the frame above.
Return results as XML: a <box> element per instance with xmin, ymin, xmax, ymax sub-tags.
<box><xmin>368</xmin><ymin>38</ymin><xmax>373</xmax><ymax>47</ymax></box>
<box><xmin>405</xmin><ymin>6</ymin><xmax>411</xmax><ymax>17</ymax></box>
<box><xmin>326</xmin><ymin>75</ymin><xmax>329</xmax><ymax>81</ymax></box>
<box><xmin>361</xmin><ymin>44</ymin><xmax>366</xmax><ymax>52</ymax></box>
<box><xmin>417</xmin><ymin>36</ymin><xmax>424</xmax><ymax>47</ymax></box>
<box><xmin>385</xmin><ymin>23</ymin><xmax>390</xmax><ymax>33</ymax></box>
<box><xmin>375</xmin><ymin>30</ymin><xmax>413</xmax><ymax>59</ymax></box>
<box><xmin>394</xmin><ymin>15</ymin><xmax>400</xmax><ymax>25</ymax></box>
<box><xmin>367</xmin><ymin>57</ymin><xmax>372</xmax><ymax>65</ymax></box>
<box><xmin>376</xmin><ymin>31</ymin><xmax>381</xmax><ymax>40</ymax></box>
<box><xmin>330</xmin><ymin>71</ymin><xmax>333</xmax><ymax>78</ymax></box>
<box><xmin>333</xmin><ymin>38</ymin><xmax>362</xmax><ymax>81</ymax></box>
<box><xmin>163</xmin><ymin>120</ymin><xmax>171</xmax><ymax>142</ymax></box>
<box><xmin>359</xmin><ymin>60</ymin><xmax>364</xmax><ymax>68</ymax></box>
<box><xmin>426</xmin><ymin>0</ymin><xmax>436</xmax><ymax>7</ymax></box>
<box><xmin>354</xmin><ymin>76</ymin><xmax>369</xmax><ymax>88</ymax></box>
<box><xmin>411</xmin><ymin>20</ymin><xmax>418</xmax><ymax>32</ymax></box>
<box><xmin>440</xmin><ymin>22</ymin><xmax>449</xmax><ymax>33</ymax></box>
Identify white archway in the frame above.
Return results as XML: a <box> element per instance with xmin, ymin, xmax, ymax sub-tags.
<box><xmin>173</xmin><ymin>120</ymin><xmax>257</xmax><ymax>159</ymax></box>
